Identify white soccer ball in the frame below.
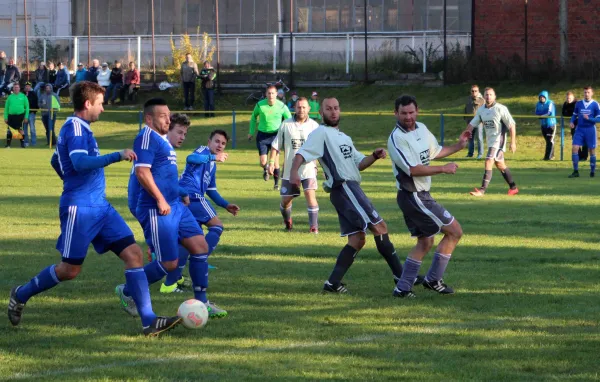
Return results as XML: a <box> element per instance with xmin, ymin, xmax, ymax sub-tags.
<box><xmin>178</xmin><ymin>299</ymin><xmax>209</xmax><ymax>329</ymax></box>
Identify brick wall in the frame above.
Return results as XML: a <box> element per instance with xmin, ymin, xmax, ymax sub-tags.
<box><xmin>474</xmin><ymin>0</ymin><xmax>600</xmax><ymax>66</ymax></box>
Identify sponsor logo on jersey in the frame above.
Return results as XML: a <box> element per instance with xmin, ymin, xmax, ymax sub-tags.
<box><xmin>291</xmin><ymin>138</ymin><xmax>305</xmax><ymax>149</ymax></box>
<box><xmin>340</xmin><ymin>144</ymin><xmax>353</xmax><ymax>159</ymax></box>
<box><xmin>419</xmin><ymin>149</ymin><xmax>430</xmax><ymax>165</ymax></box>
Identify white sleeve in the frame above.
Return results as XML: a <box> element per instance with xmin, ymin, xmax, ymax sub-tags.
<box><xmin>296</xmin><ymin>127</ymin><xmax>324</xmax><ymax>162</ymax></box>
<box><xmin>501</xmin><ymin>106</ymin><xmax>516</xmax><ymax>128</ymax></box>
<box><xmin>469</xmin><ymin>108</ymin><xmax>482</xmax><ymax>127</ymax></box>
<box><xmin>428</xmin><ymin>130</ymin><xmax>442</xmax><ymax>160</ymax></box>
<box><xmin>388</xmin><ymin>131</ymin><xmax>417</xmax><ymax>175</ymax></box>
<box><xmin>352</xmin><ymin>145</ymin><xmax>366</xmax><ymax>167</ymax></box>
<box><xmin>271</xmin><ymin>125</ymin><xmax>284</xmax><ymax>152</ymax></box>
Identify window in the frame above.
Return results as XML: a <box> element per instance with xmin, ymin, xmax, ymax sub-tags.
<box><xmin>311</xmin><ymin>0</ymin><xmax>325</xmax><ymax>33</ymax></box>
<box><xmin>340</xmin><ymin>0</ymin><xmax>353</xmax><ymax>31</ymax></box>
<box><xmin>325</xmin><ymin>6</ymin><xmax>340</xmax><ymax>32</ymax></box>
<box><xmin>368</xmin><ymin>0</ymin><xmax>383</xmax><ymax>31</ymax></box>
<box><xmin>384</xmin><ymin>0</ymin><xmax>399</xmax><ymax>31</ymax></box>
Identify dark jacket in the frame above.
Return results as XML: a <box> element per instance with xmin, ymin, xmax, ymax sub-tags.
<box><xmin>562</xmin><ymin>100</ymin><xmax>577</xmax><ymax>127</ymax></box>
<box><xmin>48</xmin><ymin>69</ymin><xmax>57</xmax><ymax>84</ymax></box>
<box><xmin>35</xmin><ymin>67</ymin><xmax>48</xmax><ymax>84</ymax></box>
<box><xmin>3</xmin><ymin>65</ymin><xmax>21</xmax><ymax>84</ymax></box>
<box><xmin>110</xmin><ymin>68</ymin><xmax>123</xmax><ymax>85</ymax></box>
<box><xmin>199</xmin><ymin>67</ymin><xmax>216</xmax><ymax>89</ymax></box>
<box><xmin>0</xmin><ymin>58</ymin><xmax>7</xmax><ymax>78</ymax></box>
<box><xmin>87</xmin><ymin>66</ymin><xmax>99</xmax><ymax>82</ymax></box>
<box><xmin>25</xmin><ymin>90</ymin><xmax>39</xmax><ymax>113</ymax></box>
<box><xmin>55</xmin><ymin>67</ymin><xmax>70</xmax><ymax>87</ymax></box>
<box><xmin>464</xmin><ymin>94</ymin><xmax>484</xmax><ymax>123</ymax></box>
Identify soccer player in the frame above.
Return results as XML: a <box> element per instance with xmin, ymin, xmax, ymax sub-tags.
<box><xmin>176</xmin><ymin>130</ymin><xmax>239</xmax><ymax>317</ymax></box>
<box><xmin>388</xmin><ymin>95</ymin><xmax>468</xmax><ymax>298</ymax></box>
<box><xmin>569</xmin><ymin>86</ymin><xmax>600</xmax><ymax>178</ymax></box>
<box><xmin>248</xmin><ymin>85</ymin><xmax>292</xmax><ymax>190</ymax></box>
<box><xmin>467</xmin><ymin>87</ymin><xmax>519</xmax><ymax>196</ymax></box>
<box><xmin>8</xmin><ymin>82</ymin><xmax>180</xmax><ymax>337</ymax></box>
<box><xmin>289</xmin><ymin>97</ymin><xmax>405</xmax><ymax>293</ymax></box>
<box><xmin>268</xmin><ymin>97</ymin><xmax>320</xmax><ymax>232</ymax></box>
<box><xmin>116</xmin><ymin>99</ymin><xmax>228</xmax><ymax>318</ymax></box>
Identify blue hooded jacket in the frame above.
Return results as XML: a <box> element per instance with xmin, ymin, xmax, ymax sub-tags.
<box><xmin>75</xmin><ymin>68</ymin><xmax>87</xmax><ymax>83</ymax></box>
<box><xmin>535</xmin><ymin>90</ymin><xmax>556</xmax><ymax>128</ymax></box>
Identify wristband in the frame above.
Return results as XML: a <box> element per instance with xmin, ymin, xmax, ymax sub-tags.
<box><xmin>269</xmin><ymin>160</ymin><xmax>275</xmax><ymax>165</ymax></box>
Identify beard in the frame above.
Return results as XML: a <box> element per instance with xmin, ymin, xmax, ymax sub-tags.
<box><xmin>323</xmin><ymin>114</ymin><xmax>340</xmax><ymax>127</ymax></box>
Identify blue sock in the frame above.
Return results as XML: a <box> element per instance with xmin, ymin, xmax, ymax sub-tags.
<box><xmin>572</xmin><ymin>154</ymin><xmax>579</xmax><ymax>171</ymax></box>
<box><xmin>164</xmin><ymin>246</ymin><xmax>189</xmax><ymax>286</ymax></box>
<box><xmin>125</xmin><ymin>268</ymin><xmax>156</xmax><ymax>327</ymax></box>
<box><xmin>123</xmin><ymin>260</ymin><xmax>168</xmax><ymax>296</ymax></box>
<box><xmin>425</xmin><ymin>253</ymin><xmax>451</xmax><ymax>282</ymax></box>
<box><xmin>395</xmin><ymin>258</ymin><xmax>422</xmax><ymax>292</ymax></box>
<box><xmin>590</xmin><ymin>155</ymin><xmax>596</xmax><ymax>173</ymax></box>
<box><xmin>16</xmin><ymin>265</ymin><xmax>61</xmax><ymax>303</ymax></box>
<box><xmin>205</xmin><ymin>226</ymin><xmax>223</xmax><ymax>254</ymax></box>
<box><xmin>189</xmin><ymin>254</ymin><xmax>209</xmax><ymax>303</ymax></box>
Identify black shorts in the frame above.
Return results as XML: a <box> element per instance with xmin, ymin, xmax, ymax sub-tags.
<box><xmin>330</xmin><ymin>181</ymin><xmax>383</xmax><ymax>236</ymax></box>
<box><xmin>486</xmin><ymin>147</ymin><xmax>505</xmax><ymax>162</ymax></box>
<box><xmin>397</xmin><ymin>190</ymin><xmax>454</xmax><ymax>238</ymax></box>
<box><xmin>256</xmin><ymin>131</ymin><xmax>278</xmax><ymax>156</ymax></box>
<box><xmin>280</xmin><ymin>178</ymin><xmax>318</xmax><ymax>197</ymax></box>
<box><xmin>7</xmin><ymin>113</ymin><xmax>25</xmax><ymax>130</ymax></box>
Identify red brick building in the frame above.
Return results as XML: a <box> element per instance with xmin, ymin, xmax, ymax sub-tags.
<box><xmin>473</xmin><ymin>0</ymin><xmax>600</xmax><ymax>67</ymax></box>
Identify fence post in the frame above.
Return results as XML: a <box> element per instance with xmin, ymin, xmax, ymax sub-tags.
<box><xmin>422</xmin><ymin>32</ymin><xmax>427</xmax><ymax>73</ymax></box>
<box><xmin>232</xmin><ymin>109</ymin><xmax>237</xmax><ymax>149</ymax></box>
<box><xmin>345</xmin><ymin>34</ymin><xmax>350</xmax><ymax>74</ymax></box>
<box><xmin>137</xmin><ymin>36</ymin><xmax>141</xmax><ymax>68</ymax></box>
<box><xmin>13</xmin><ymin>37</ymin><xmax>17</xmax><ymax>64</ymax></box>
<box><xmin>293</xmin><ymin>36</ymin><xmax>296</xmax><ymax>64</ymax></box>
<box><xmin>351</xmin><ymin>36</ymin><xmax>354</xmax><ymax>62</ymax></box>
<box><xmin>43</xmin><ymin>39</ymin><xmax>47</xmax><ymax>64</ymax></box>
<box><xmin>272</xmin><ymin>34</ymin><xmax>277</xmax><ymax>74</ymax></box>
<box><xmin>235</xmin><ymin>37</ymin><xmax>239</xmax><ymax>66</ymax></box>
<box><xmin>138</xmin><ymin>111</ymin><xmax>143</xmax><ymax>132</ymax></box>
<box><xmin>440</xmin><ymin>113</ymin><xmax>445</xmax><ymax>146</ymax></box>
<box><xmin>73</xmin><ymin>37</ymin><xmax>79</xmax><ymax>72</ymax></box>
<box><xmin>49</xmin><ymin>108</ymin><xmax>54</xmax><ymax>150</ymax></box>
<box><xmin>560</xmin><ymin>116</ymin><xmax>564</xmax><ymax>161</ymax></box>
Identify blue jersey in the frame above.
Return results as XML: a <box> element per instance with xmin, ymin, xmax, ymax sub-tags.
<box><xmin>55</xmin><ymin>116</ymin><xmax>107</xmax><ymax>207</ymax></box>
<box><xmin>179</xmin><ymin>146</ymin><xmax>217</xmax><ymax>200</ymax></box>
<box><xmin>571</xmin><ymin>100</ymin><xmax>600</xmax><ymax>129</ymax></box>
<box><xmin>127</xmin><ymin>165</ymin><xmax>141</xmax><ymax>216</ymax></box>
<box><xmin>133</xmin><ymin>126</ymin><xmax>180</xmax><ymax>208</ymax></box>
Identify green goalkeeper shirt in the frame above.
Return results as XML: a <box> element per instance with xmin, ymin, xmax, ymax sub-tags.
<box><xmin>249</xmin><ymin>99</ymin><xmax>292</xmax><ymax>135</ymax></box>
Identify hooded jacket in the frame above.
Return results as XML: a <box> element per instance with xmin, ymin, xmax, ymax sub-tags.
<box><xmin>535</xmin><ymin>90</ymin><xmax>556</xmax><ymax>128</ymax></box>
<box><xmin>75</xmin><ymin>68</ymin><xmax>87</xmax><ymax>83</ymax></box>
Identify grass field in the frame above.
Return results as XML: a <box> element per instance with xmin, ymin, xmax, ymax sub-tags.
<box><xmin>1</xmin><ymin>84</ymin><xmax>600</xmax><ymax>381</ymax></box>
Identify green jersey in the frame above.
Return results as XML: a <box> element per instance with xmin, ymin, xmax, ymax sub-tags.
<box><xmin>4</xmin><ymin>93</ymin><xmax>29</xmax><ymax>120</ymax></box>
<box><xmin>308</xmin><ymin>99</ymin><xmax>321</xmax><ymax>120</ymax></box>
<box><xmin>249</xmin><ymin>99</ymin><xmax>292</xmax><ymax>135</ymax></box>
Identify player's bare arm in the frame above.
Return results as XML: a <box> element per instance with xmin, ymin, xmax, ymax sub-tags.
<box><xmin>509</xmin><ymin>125</ymin><xmax>517</xmax><ymax>153</ymax></box>
<box><xmin>135</xmin><ymin>167</ymin><xmax>171</xmax><ymax>215</ymax></box>
<box><xmin>410</xmin><ymin>163</ymin><xmax>458</xmax><ymax>176</ymax></box>
<box><xmin>435</xmin><ymin>130</ymin><xmax>470</xmax><ymax>159</ymax></box>
<box><xmin>358</xmin><ymin>148</ymin><xmax>386</xmax><ymax>171</ymax></box>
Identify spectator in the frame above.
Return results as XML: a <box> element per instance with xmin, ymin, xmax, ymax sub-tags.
<box><xmin>87</xmin><ymin>59</ymin><xmax>100</xmax><ymax>82</ymax></box>
<box><xmin>563</xmin><ymin>91</ymin><xmax>587</xmax><ymax>161</ymax></box>
<box><xmin>180</xmin><ymin>53</ymin><xmax>199</xmax><ymax>110</ymax></box>
<box><xmin>75</xmin><ymin>63</ymin><xmax>87</xmax><ymax>83</ymax></box>
<box><xmin>38</xmin><ymin>84</ymin><xmax>59</xmax><ymax>146</ymax></box>
<box><xmin>33</xmin><ymin>62</ymin><xmax>49</xmax><ymax>95</ymax></box>
<box><xmin>53</xmin><ymin>62</ymin><xmax>70</xmax><ymax>94</ymax></box>
<box><xmin>464</xmin><ymin>84</ymin><xmax>485</xmax><ymax>159</ymax></box>
<box><xmin>1</xmin><ymin>58</ymin><xmax>21</xmax><ymax>96</ymax></box>
<box><xmin>287</xmin><ymin>91</ymin><xmax>299</xmax><ymax>112</ymax></box>
<box><xmin>106</xmin><ymin>61</ymin><xmax>123</xmax><ymax>104</ymax></box>
<box><xmin>276</xmin><ymin>88</ymin><xmax>286</xmax><ymax>104</ymax></box>
<box><xmin>535</xmin><ymin>90</ymin><xmax>557</xmax><ymax>160</ymax></box>
<box><xmin>4</xmin><ymin>83</ymin><xmax>29</xmax><ymax>148</ymax></box>
<box><xmin>199</xmin><ymin>60</ymin><xmax>216</xmax><ymax>117</ymax></box>
<box><xmin>0</xmin><ymin>51</ymin><xmax>6</xmax><ymax>88</ymax></box>
<box><xmin>308</xmin><ymin>91</ymin><xmax>321</xmax><ymax>120</ymax></box>
<box><xmin>97</xmin><ymin>62</ymin><xmax>111</xmax><ymax>89</ymax></box>
<box><xmin>23</xmin><ymin>82</ymin><xmax>39</xmax><ymax>147</ymax></box>
<box><xmin>120</xmin><ymin>61</ymin><xmax>140</xmax><ymax>104</ymax></box>
<box><xmin>47</xmin><ymin>62</ymin><xmax>57</xmax><ymax>87</ymax></box>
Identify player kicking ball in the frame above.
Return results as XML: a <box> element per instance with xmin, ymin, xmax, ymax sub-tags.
<box><xmin>389</xmin><ymin>95</ymin><xmax>469</xmax><ymax>298</ymax></box>
<box><xmin>289</xmin><ymin>97</ymin><xmax>405</xmax><ymax>293</ymax></box>
<box><xmin>268</xmin><ymin>97</ymin><xmax>320</xmax><ymax>232</ymax></box>
<box><xmin>175</xmin><ymin>129</ymin><xmax>239</xmax><ymax>318</ymax></box>
<box><xmin>8</xmin><ymin>82</ymin><xmax>180</xmax><ymax>337</ymax></box>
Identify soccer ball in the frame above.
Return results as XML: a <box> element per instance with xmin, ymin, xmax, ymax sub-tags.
<box><xmin>178</xmin><ymin>299</ymin><xmax>209</xmax><ymax>329</ymax></box>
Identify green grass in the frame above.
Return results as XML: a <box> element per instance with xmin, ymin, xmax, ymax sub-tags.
<box><xmin>1</xmin><ymin>84</ymin><xmax>600</xmax><ymax>381</ymax></box>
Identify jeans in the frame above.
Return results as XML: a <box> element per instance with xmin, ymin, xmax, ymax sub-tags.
<box><xmin>202</xmin><ymin>87</ymin><xmax>215</xmax><ymax>117</ymax></box>
<box><xmin>22</xmin><ymin>112</ymin><xmax>37</xmax><ymax>145</ymax></box>
<box><xmin>106</xmin><ymin>83</ymin><xmax>122</xmax><ymax>102</ymax></box>
<box><xmin>467</xmin><ymin>125</ymin><xmax>484</xmax><ymax>157</ymax></box>
<box><xmin>42</xmin><ymin>113</ymin><xmax>57</xmax><ymax>146</ymax></box>
<box><xmin>183</xmin><ymin>81</ymin><xmax>195</xmax><ymax>107</ymax></box>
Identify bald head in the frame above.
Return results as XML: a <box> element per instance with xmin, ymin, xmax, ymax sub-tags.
<box><xmin>321</xmin><ymin>97</ymin><xmax>341</xmax><ymax>128</ymax></box>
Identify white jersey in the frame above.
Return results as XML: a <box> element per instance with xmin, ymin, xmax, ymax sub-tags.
<box><xmin>296</xmin><ymin>125</ymin><xmax>366</xmax><ymax>190</ymax></box>
<box><xmin>388</xmin><ymin>121</ymin><xmax>442</xmax><ymax>192</ymax></box>
<box><xmin>470</xmin><ymin>102</ymin><xmax>516</xmax><ymax>151</ymax></box>
<box><xmin>271</xmin><ymin>117</ymin><xmax>319</xmax><ymax>180</ymax></box>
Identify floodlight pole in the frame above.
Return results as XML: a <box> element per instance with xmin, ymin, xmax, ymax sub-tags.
<box><xmin>363</xmin><ymin>0</ymin><xmax>368</xmax><ymax>82</ymax></box>
<box><xmin>289</xmin><ymin>0</ymin><xmax>294</xmax><ymax>88</ymax></box>
<box><xmin>24</xmin><ymin>0</ymin><xmax>29</xmax><ymax>80</ymax></box>
<box><xmin>443</xmin><ymin>0</ymin><xmax>447</xmax><ymax>85</ymax></box>
<box><xmin>88</xmin><ymin>0</ymin><xmax>91</xmax><ymax>66</ymax></box>
<box><xmin>216</xmin><ymin>0</ymin><xmax>221</xmax><ymax>94</ymax></box>
<box><xmin>151</xmin><ymin>0</ymin><xmax>156</xmax><ymax>86</ymax></box>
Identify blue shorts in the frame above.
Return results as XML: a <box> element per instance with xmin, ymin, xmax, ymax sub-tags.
<box><xmin>256</xmin><ymin>131</ymin><xmax>278</xmax><ymax>156</ymax></box>
<box><xmin>137</xmin><ymin>202</ymin><xmax>203</xmax><ymax>262</ymax></box>
<box><xmin>56</xmin><ymin>204</ymin><xmax>134</xmax><ymax>265</ymax></box>
<box><xmin>573</xmin><ymin>127</ymin><xmax>597</xmax><ymax>149</ymax></box>
<box><xmin>188</xmin><ymin>198</ymin><xmax>217</xmax><ymax>225</ymax></box>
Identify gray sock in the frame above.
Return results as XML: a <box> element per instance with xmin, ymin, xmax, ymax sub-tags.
<box><xmin>396</xmin><ymin>258</ymin><xmax>422</xmax><ymax>292</ymax></box>
<box><xmin>280</xmin><ymin>203</ymin><xmax>292</xmax><ymax>222</ymax></box>
<box><xmin>481</xmin><ymin>170</ymin><xmax>492</xmax><ymax>190</ymax></box>
<box><xmin>307</xmin><ymin>205</ymin><xmax>319</xmax><ymax>228</ymax></box>
<box><xmin>425</xmin><ymin>252</ymin><xmax>451</xmax><ymax>282</ymax></box>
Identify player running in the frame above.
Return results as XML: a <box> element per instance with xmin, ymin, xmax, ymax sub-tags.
<box><xmin>8</xmin><ymin>82</ymin><xmax>180</xmax><ymax>337</ymax></box>
<box><xmin>289</xmin><ymin>97</ymin><xmax>405</xmax><ymax>294</ymax></box>
<box><xmin>176</xmin><ymin>129</ymin><xmax>239</xmax><ymax>317</ymax></box>
<box><xmin>569</xmin><ymin>86</ymin><xmax>600</xmax><ymax>178</ymax></box>
<box><xmin>248</xmin><ymin>85</ymin><xmax>292</xmax><ymax>190</ymax></box>
<box><xmin>388</xmin><ymin>95</ymin><xmax>468</xmax><ymax>298</ymax></box>
<box><xmin>467</xmin><ymin>87</ymin><xmax>519</xmax><ymax>196</ymax></box>
<box><xmin>116</xmin><ymin>98</ymin><xmax>228</xmax><ymax>318</ymax></box>
<box><xmin>268</xmin><ymin>97</ymin><xmax>320</xmax><ymax>232</ymax></box>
